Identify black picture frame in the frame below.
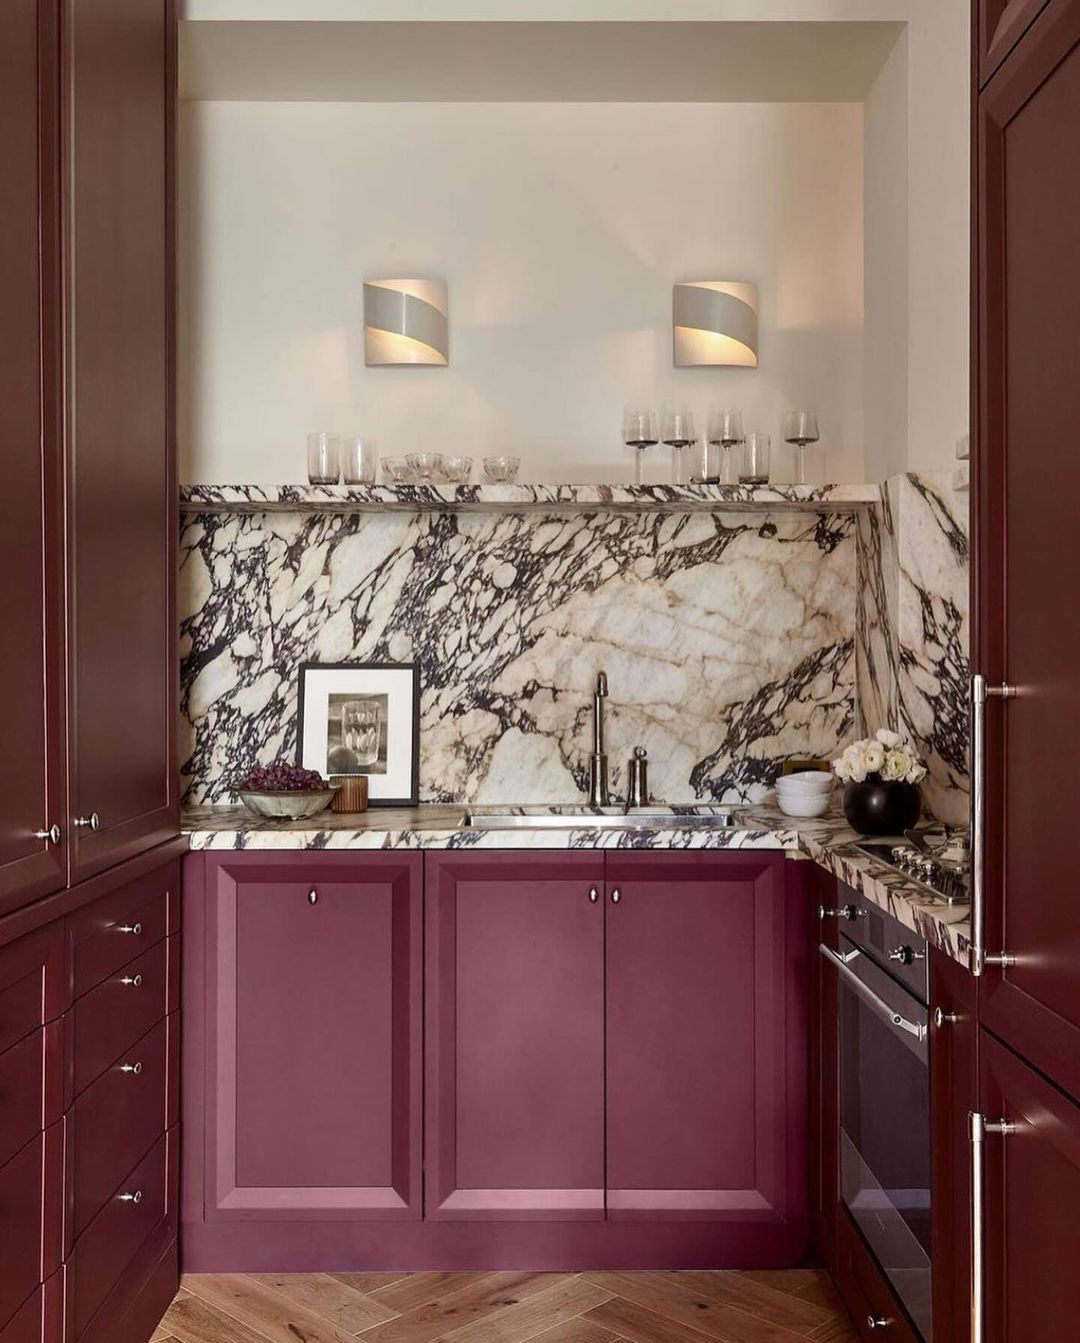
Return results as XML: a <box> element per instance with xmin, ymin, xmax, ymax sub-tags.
<box><xmin>296</xmin><ymin>661</ymin><xmax>421</xmax><ymax>808</ymax></box>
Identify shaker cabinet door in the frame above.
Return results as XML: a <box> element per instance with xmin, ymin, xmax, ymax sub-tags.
<box><xmin>64</xmin><ymin>0</ymin><xmax>176</xmax><ymax>881</ymax></box>
<box><xmin>0</xmin><ymin>0</ymin><xmax>66</xmax><ymax>914</ymax></box>
<box><xmin>203</xmin><ymin>853</ymin><xmax>422</xmax><ymax>1220</ymax></box>
<box><xmin>975</xmin><ymin>0</ymin><xmax>1080</xmax><ymax>1099</ymax></box>
<box><xmin>425</xmin><ymin>853</ymin><xmax>605</xmax><ymax>1220</ymax></box>
<box><xmin>605</xmin><ymin>852</ymin><xmax>808</xmax><ymax>1255</ymax></box>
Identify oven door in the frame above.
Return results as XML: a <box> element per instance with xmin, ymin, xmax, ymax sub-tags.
<box><xmin>821</xmin><ymin>937</ymin><xmax>932</xmax><ymax>1342</ymax></box>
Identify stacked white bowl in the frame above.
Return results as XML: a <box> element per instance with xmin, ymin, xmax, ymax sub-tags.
<box><xmin>774</xmin><ymin>769</ymin><xmax>835</xmax><ymax>818</ymax></box>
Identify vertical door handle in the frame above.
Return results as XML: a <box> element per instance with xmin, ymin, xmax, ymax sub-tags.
<box><xmin>970</xmin><ymin>674</ymin><xmax>1016</xmax><ymax>975</ymax></box>
<box><xmin>970</xmin><ymin>1111</ymin><xmax>1017</xmax><ymax>1343</ymax></box>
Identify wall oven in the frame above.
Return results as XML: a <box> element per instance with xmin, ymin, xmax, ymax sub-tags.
<box><xmin>821</xmin><ymin>892</ymin><xmax>932</xmax><ymax>1341</ymax></box>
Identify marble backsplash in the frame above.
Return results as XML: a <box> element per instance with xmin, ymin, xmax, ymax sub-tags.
<box><xmin>179</xmin><ymin>474</ymin><xmax>969</xmax><ymax>818</ymax></box>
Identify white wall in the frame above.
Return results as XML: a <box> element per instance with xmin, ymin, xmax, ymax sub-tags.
<box><xmin>179</xmin><ymin>101</ymin><xmax>864</xmax><ymax>484</ymax></box>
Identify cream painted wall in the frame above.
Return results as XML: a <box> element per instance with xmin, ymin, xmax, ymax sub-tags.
<box><xmin>179</xmin><ymin>101</ymin><xmax>864</xmax><ymax>484</ymax></box>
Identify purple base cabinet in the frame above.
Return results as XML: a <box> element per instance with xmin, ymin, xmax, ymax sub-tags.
<box><xmin>183</xmin><ymin>849</ymin><xmax>810</xmax><ymax>1270</ymax></box>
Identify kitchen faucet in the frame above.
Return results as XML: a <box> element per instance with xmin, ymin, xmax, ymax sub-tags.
<box><xmin>587</xmin><ymin>671</ymin><xmax>609</xmax><ymax>806</ymax></box>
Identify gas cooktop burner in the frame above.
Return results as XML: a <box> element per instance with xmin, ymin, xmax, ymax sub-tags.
<box><xmin>853</xmin><ymin>828</ymin><xmax>971</xmax><ymax>904</ymax></box>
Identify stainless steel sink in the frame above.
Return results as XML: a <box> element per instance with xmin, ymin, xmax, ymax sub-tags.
<box><xmin>462</xmin><ymin>805</ymin><xmax>738</xmax><ymax>830</ymax></box>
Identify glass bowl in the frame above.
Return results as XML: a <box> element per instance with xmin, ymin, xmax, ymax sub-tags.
<box><xmin>382</xmin><ymin>457</ymin><xmax>411</xmax><ymax>484</ymax></box>
<box><xmin>406</xmin><ymin>451</ymin><xmax>444</xmax><ymax>482</ymax></box>
<box><xmin>440</xmin><ymin>455</ymin><xmax>473</xmax><ymax>484</ymax></box>
<box><xmin>482</xmin><ymin>455</ymin><xmax>521</xmax><ymax>483</ymax></box>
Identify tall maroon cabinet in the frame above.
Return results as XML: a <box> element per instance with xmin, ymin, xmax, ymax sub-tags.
<box><xmin>974</xmin><ymin>0</ymin><xmax>1080</xmax><ymax>1099</ymax></box>
<box><xmin>0</xmin><ymin>0</ymin><xmax>66</xmax><ymax>916</ymax></box>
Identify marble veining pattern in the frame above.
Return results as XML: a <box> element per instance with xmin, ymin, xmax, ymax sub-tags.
<box><xmin>182</xmin><ymin>801</ymin><xmax>971</xmax><ymax>967</ymax></box>
<box><xmin>180</xmin><ymin>507</ymin><xmax>857</xmax><ymax>806</ymax></box>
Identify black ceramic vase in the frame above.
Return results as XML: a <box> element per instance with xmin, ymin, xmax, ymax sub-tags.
<box><xmin>843</xmin><ymin>778</ymin><xmax>921</xmax><ymax>836</ymax></box>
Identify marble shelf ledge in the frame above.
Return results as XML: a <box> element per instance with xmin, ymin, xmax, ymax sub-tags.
<box><xmin>179</xmin><ymin>481</ymin><xmax>883</xmax><ymax>515</ymax></box>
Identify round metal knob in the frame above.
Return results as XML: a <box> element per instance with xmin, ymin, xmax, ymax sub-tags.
<box><xmin>120</xmin><ymin>1061</ymin><xmax>143</xmax><ymax>1075</ymax></box>
<box><xmin>819</xmin><ymin>904</ymin><xmax>863</xmax><ymax>922</ymax></box>
<box><xmin>120</xmin><ymin>974</ymin><xmax>143</xmax><ymax>988</ymax></box>
<box><xmin>308</xmin><ymin>889</ymin><xmax>318</xmax><ymax>905</ymax></box>
<box><xmin>119</xmin><ymin>1190</ymin><xmax>143</xmax><ymax>1204</ymax></box>
<box><xmin>934</xmin><ymin>1008</ymin><xmax>959</xmax><ymax>1029</ymax></box>
<box><xmin>611</xmin><ymin>888</ymin><xmax>622</xmax><ymax>904</ymax></box>
<box><xmin>118</xmin><ymin>922</ymin><xmax>142</xmax><ymax>936</ymax></box>
<box><xmin>888</xmin><ymin>945</ymin><xmax>924</xmax><ymax>965</ymax></box>
<box><xmin>588</xmin><ymin>887</ymin><xmax>599</xmax><ymax>903</ymax></box>
<box><xmin>867</xmin><ymin>1317</ymin><xmax>891</xmax><ymax>1331</ymax></box>
<box><xmin>75</xmin><ymin>812</ymin><xmax>101</xmax><ymax>832</ymax></box>
<box><xmin>34</xmin><ymin>824</ymin><xmax>62</xmax><ymax>845</ymax></box>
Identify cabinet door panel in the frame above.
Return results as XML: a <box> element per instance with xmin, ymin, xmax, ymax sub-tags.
<box><xmin>979</xmin><ymin>0</ymin><xmax>1052</xmax><ymax>83</ymax></box>
<box><xmin>426</xmin><ymin>853</ymin><xmax>605</xmax><ymax>1220</ymax></box>
<box><xmin>0</xmin><ymin>0</ymin><xmax>65</xmax><ymax>913</ymax></box>
<box><xmin>979</xmin><ymin>1031</ymin><xmax>1080</xmax><ymax>1342</ymax></box>
<box><xmin>976</xmin><ymin>0</ymin><xmax>1080</xmax><ymax>1097</ymax></box>
<box><xmin>605</xmin><ymin>852</ymin><xmax>808</xmax><ymax>1240</ymax></box>
<box><xmin>65</xmin><ymin>0</ymin><xmax>176</xmax><ymax>881</ymax></box>
<box><xmin>205</xmin><ymin>854</ymin><xmax>421</xmax><ymax>1220</ymax></box>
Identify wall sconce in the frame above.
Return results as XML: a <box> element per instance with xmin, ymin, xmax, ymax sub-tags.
<box><xmin>672</xmin><ymin>281</ymin><xmax>758</xmax><ymax>368</ymax></box>
<box><xmin>364</xmin><ymin>278</ymin><xmax>448</xmax><ymax>366</ymax></box>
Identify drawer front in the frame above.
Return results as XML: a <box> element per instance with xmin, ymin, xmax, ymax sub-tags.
<box><xmin>0</xmin><ymin>1034</ymin><xmax>45</xmax><ymax>1171</ymax></box>
<box><xmin>836</xmin><ymin>1210</ymin><xmax>920</xmax><ymax>1343</ymax></box>
<box><xmin>67</xmin><ymin>1132</ymin><xmax>168</xmax><ymax>1340</ymax></box>
<box><xmin>69</xmin><ymin>1016</ymin><xmax>172</xmax><ymax>1242</ymax></box>
<box><xmin>0</xmin><ymin>925</ymin><xmax>66</xmax><ymax>1040</ymax></box>
<box><xmin>72</xmin><ymin>939</ymin><xmax>172</xmax><ymax>1097</ymax></box>
<box><xmin>70</xmin><ymin>864</ymin><xmax>177</xmax><ymax>1000</ymax></box>
<box><xmin>0</xmin><ymin>1273</ymin><xmax>61</xmax><ymax>1343</ymax></box>
<box><xmin>0</xmin><ymin>1126</ymin><xmax>65</xmax><ymax>1331</ymax></box>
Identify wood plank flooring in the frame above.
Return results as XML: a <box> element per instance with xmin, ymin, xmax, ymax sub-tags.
<box><xmin>154</xmin><ymin>1271</ymin><xmax>856</xmax><ymax>1343</ymax></box>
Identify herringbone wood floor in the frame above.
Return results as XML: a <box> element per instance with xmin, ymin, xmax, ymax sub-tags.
<box><xmin>151</xmin><ymin>1270</ymin><xmax>857</xmax><ymax>1343</ymax></box>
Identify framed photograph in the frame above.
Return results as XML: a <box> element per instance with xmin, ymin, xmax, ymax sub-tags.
<box><xmin>297</xmin><ymin>662</ymin><xmax>420</xmax><ymax>806</ymax></box>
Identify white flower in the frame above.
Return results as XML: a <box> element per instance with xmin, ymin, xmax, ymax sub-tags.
<box><xmin>876</xmin><ymin>728</ymin><xmax>902</xmax><ymax>748</ymax></box>
<box><xmin>832</xmin><ymin>732</ymin><xmax>927</xmax><ymax>788</ymax></box>
<box><xmin>882</xmin><ymin>749</ymin><xmax>913</xmax><ymax>781</ymax></box>
<box><xmin>863</xmin><ymin>742</ymin><xmax>885</xmax><ymax>774</ymax></box>
<box><xmin>906</xmin><ymin>762</ymin><xmax>927</xmax><ymax>784</ymax></box>
<box><xmin>832</xmin><ymin>756</ymin><xmax>850</xmax><ymax>781</ymax></box>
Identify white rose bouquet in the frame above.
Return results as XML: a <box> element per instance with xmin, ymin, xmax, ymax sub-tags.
<box><xmin>832</xmin><ymin>729</ymin><xmax>927</xmax><ymax>786</ymax></box>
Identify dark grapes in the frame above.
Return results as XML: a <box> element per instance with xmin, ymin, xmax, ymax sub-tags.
<box><xmin>239</xmin><ymin>762</ymin><xmax>329</xmax><ymax>793</ymax></box>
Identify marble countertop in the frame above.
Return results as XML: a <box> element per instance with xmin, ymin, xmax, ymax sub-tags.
<box><xmin>182</xmin><ymin>801</ymin><xmax>971</xmax><ymax>968</ymax></box>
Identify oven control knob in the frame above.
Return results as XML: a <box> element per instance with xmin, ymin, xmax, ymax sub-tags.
<box><xmin>888</xmin><ymin>944</ymin><xmax>925</xmax><ymax>965</ymax></box>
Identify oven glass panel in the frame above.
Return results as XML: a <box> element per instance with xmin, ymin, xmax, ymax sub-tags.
<box><xmin>838</xmin><ymin>942</ymin><xmax>932</xmax><ymax>1342</ymax></box>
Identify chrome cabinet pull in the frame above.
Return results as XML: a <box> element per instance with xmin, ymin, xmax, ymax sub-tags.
<box><xmin>819</xmin><ymin>904</ymin><xmax>865</xmax><ymax>922</ymax></box>
<box><xmin>119</xmin><ymin>974</ymin><xmax>143</xmax><ymax>988</ymax></box>
<box><xmin>74</xmin><ymin>812</ymin><xmax>101</xmax><ymax>831</ymax></box>
<box><xmin>120</xmin><ymin>1061</ymin><xmax>143</xmax><ymax>1075</ymax></box>
<box><xmin>118</xmin><ymin>1189</ymin><xmax>143</xmax><ymax>1204</ymax></box>
<box><xmin>588</xmin><ymin>887</ymin><xmax>599</xmax><ymax>903</ymax></box>
<box><xmin>867</xmin><ymin>1317</ymin><xmax>891</xmax><ymax>1331</ymax></box>
<box><xmin>819</xmin><ymin>944</ymin><xmax>927</xmax><ymax>1041</ymax></box>
<box><xmin>971</xmin><ymin>675</ymin><xmax>1017</xmax><ymax>975</ymax></box>
<box><xmin>118</xmin><ymin>922</ymin><xmax>142</xmax><ymax>936</ymax></box>
<box><xmin>307</xmin><ymin>889</ymin><xmax>318</xmax><ymax>905</ymax></box>
<box><xmin>933</xmin><ymin>1008</ymin><xmax>959</xmax><ymax>1028</ymax></box>
<box><xmin>34</xmin><ymin>824</ymin><xmax>62</xmax><ymax>845</ymax></box>
<box><xmin>970</xmin><ymin>1111</ymin><xmax>1017</xmax><ymax>1343</ymax></box>
<box><xmin>610</xmin><ymin>888</ymin><xmax>621</xmax><ymax>904</ymax></box>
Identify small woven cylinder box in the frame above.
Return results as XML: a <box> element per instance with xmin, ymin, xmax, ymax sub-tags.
<box><xmin>331</xmin><ymin>775</ymin><xmax>369</xmax><ymax>814</ymax></box>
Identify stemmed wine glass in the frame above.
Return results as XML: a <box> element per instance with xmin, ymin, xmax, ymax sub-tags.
<box><xmin>623</xmin><ymin>407</ymin><xmax>659</xmax><ymax>486</ymax></box>
<box><xmin>707</xmin><ymin>408</ymin><xmax>744</xmax><ymax>485</ymax></box>
<box><xmin>783</xmin><ymin>409</ymin><xmax>820</xmax><ymax>485</ymax></box>
<box><xmin>661</xmin><ymin>406</ymin><xmax>695</xmax><ymax>484</ymax></box>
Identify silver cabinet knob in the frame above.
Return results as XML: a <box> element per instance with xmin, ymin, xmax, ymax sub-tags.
<box><xmin>119</xmin><ymin>1190</ymin><xmax>143</xmax><ymax>1204</ymax></box>
<box><xmin>120</xmin><ymin>974</ymin><xmax>143</xmax><ymax>988</ymax></box>
<box><xmin>588</xmin><ymin>887</ymin><xmax>599</xmax><ymax>903</ymax></box>
<box><xmin>888</xmin><ymin>945</ymin><xmax>925</xmax><ymax>965</ymax></box>
<box><xmin>934</xmin><ymin>1008</ymin><xmax>959</xmax><ymax>1028</ymax></box>
<box><xmin>308</xmin><ymin>889</ymin><xmax>318</xmax><ymax>905</ymax></box>
<box><xmin>74</xmin><ymin>812</ymin><xmax>101</xmax><ymax>831</ymax></box>
<box><xmin>867</xmin><ymin>1317</ymin><xmax>891</xmax><ymax>1331</ymax></box>
<box><xmin>611</xmin><ymin>888</ymin><xmax>622</xmax><ymax>904</ymax></box>
<box><xmin>120</xmin><ymin>1061</ymin><xmax>143</xmax><ymax>1075</ymax></box>
<box><xmin>118</xmin><ymin>922</ymin><xmax>142</xmax><ymax>936</ymax></box>
<box><xmin>34</xmin><ymin>824</ymin><xmax>62</xmax><ymax>845</ymax></box>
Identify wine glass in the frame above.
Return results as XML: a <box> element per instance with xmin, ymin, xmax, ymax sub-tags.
<box><xmin>661</xmin><ymin>406</ymin><xmax>695</xmax><ymax>484</ymax></box>
<box><xmin>783</xmin><ymin>409</ymin><xmax>820</xmax><ymax>485</ymax></box>
<box><xmin>707</xmin><ymin>408</ymin><xmax>744</xmax><ymax>485</ymax></box>
<box><xmin>623</xmin><ymin>407</ymin><xmax>659</xmax><ymax>485</ymax></box>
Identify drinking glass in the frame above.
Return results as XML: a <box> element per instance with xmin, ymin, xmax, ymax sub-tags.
<box><xmin>783</xmin><ymin>409</ymin><xmax>820</xmax><ymax>485</ymax></box>
<box><xmin>342</xmin><ymin>437</ymin><xmax>378</xmax><ymax>485</ymax></box>
<box><xmin>707</xmin><ymin>408</ymin><xmax>744</xmax><ymax>485</ymax></box>
<box><xmin>687</xmin><ymin>437</ymin><xmax>720</xmax><ymax>484</ymax></box>
<box><xmin>307</xmin><ymin>432</ymin><xmax>340</xmax><ymax>485</ymax></box>
<box><xmin>662</xmin><ymin>406</ymin><xmax>695</xmax><ymax>485</ymax></box>
<box><xmin>740</xmin><ymin>432</ymin><xmax>771</xmax><ymax>485</ymax></box>
<box><xmin>406</xmin><ymin>451</ymin><xmax>444</xmax><ymax>483</ymax></box>
<box><xmin>341</xmin><ymin>700</ymin><xmax>381</xmax><ymax>767</ymax></box>
<box><xmin>623</xmin><ymin>407</ymin><xmax>659</xmax><ymax>485</ymax></box>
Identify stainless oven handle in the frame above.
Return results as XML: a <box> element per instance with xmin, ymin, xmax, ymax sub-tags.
<box><xmin>819</xmin><ymin>943</ymin><xmax>927</xmax><ymax>1041</ymax></box>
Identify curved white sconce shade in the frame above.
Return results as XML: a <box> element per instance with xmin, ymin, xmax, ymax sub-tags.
<box><xmin>673</xmin><ymin>281</ymin><xmax>758</xmax><ymax>367</ymax></box>
<box><xmin>364</xmin><ymin>278</ymin><xmax>448</xmax><ymax>366</ymax></box>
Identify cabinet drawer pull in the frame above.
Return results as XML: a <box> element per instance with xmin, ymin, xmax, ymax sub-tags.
<box><xmin>308</xmin><ymin>889</ymin><xmax>318</xmax><ymax>905</ymax></box>
<box><xmin>611</xmin><ymin>888</ymin><xmax>621</xmax><ymax>904</ymax></box>
<box><xmin>118</xmin><ymin>922</ymin><xmax>143</xmax><ymax>936</ymax></box>
<box><xmin>588</xmin><ymin>887</ymin><xmax>599</xmax><ymax>903</ymax></box>
<box><xmin>74</xmin><ymin>812</ymin><xmax>102</xmax><ymax>832</ymax></box>
<box><xmin>119</xmin><ymin>974</ymin><xmax>143</xmax><ymax>988</ymax></box>
<box><xmin>867</xmin><ymin>1318</ymin><xmax>891</xmax><ymax>1331</ymax></box>
<box><xmin>119</xmin><ymin>1061</ymin><xmax>143</xmax><ymax>1075</ymax></box>
<box><xmin>34</xmin><ymin>824</ymin><xmax>62</xmax><ymax>845</ymax></box>
<box><xmin>118</xmin><ymin>1189</ymin><xmax>143</xmax><ymax>1204</ymax></box>
<box><xmin>933</xmin><ymin>1008</ymin><xmax>959</xmax><ymax>1028</ymax></box>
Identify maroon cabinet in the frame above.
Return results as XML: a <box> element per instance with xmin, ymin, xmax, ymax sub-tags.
<box><xmin>976</xmin><ymin>1031</ymin><xmax>1080</xmax><ymax>1341</ymax></box>
<box><xmin>978</xmin><ymin>0</ymin><xmax>1053</xmax><ymax>82</ymax></box>
<box><xmin>605</xmin><ymin>852</ymin><xmax>807</xmax><ymax>1234</ymax></box>
<box><xmin>63</xmin><ymin>0</ymin><xmax>177</xmax><ymax>882</ymax></box>
<box><xmin>425</xmin><ymin>852</ymin><xmax>605</xmax><ymax>1220</ymax></box>
<box><xmin>197</xmin><ymin>853</ymin><xmax>422</xmax><ymax>1222</ymax></box>
<box><xmin>0</xmin><ymin>0</ymin><xmax>66</xmax><ymax>914</ymax></box>
<box><xmin>974</xmin><ymin>0</ymin><xmax>1080</xmax><ymax>1101</ymax></box>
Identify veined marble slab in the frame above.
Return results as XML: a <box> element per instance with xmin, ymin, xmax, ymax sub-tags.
<box><xmin>182</xmin><ymin>800</ymin><xmax>971</xmax><ymax>967</ymax></box>
<box><xmin>180</xmin><ymin>482</ymin><xmax>882</xmax><ymax>515</ymax></box>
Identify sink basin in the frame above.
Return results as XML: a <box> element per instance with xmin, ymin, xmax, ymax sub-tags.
<box><xmin>462</xmin><ymin>805</ymin><xmax>738</xmax><ymax>830</ymax></box>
